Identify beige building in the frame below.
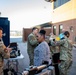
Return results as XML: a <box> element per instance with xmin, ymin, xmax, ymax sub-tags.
<box><xmin>46</xmin><ymin>0</ymin><xmax>76</xmax><ymax>43</ymax></box>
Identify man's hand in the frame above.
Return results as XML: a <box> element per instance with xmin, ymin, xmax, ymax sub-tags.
<box><xmin>4</xmin><ymin>47</ymin><xmax>12</xmax><ymax>53</ymax></box>
<box><xmin>6</xmin><ymin>47</ymin><xmax>12</xmax><ymax>52</ymax></box>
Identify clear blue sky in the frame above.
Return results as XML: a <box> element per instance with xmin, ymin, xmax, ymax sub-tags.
<box><xmin>0</xmin><ymin>0</ymin><xmax>52</xmax><ymax>31</ymax></box>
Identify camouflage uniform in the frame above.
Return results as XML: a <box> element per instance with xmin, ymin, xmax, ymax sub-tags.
<box><xmin>55</xmin><ymin>36</ymin><xmax>73</xmax><ymax>75</ymax></box>
<box><xmin>27</xmin><ymin>33</ymin><xmax>38</xmax><ymax>65</ymax></box>
<box><xmin>50</xmin><ymin>41</ymin><xmax>60</xmax><ymax>56</ymax></box>
<box><xmin>0</xmin><ymin>39</ymin><xmax>10</xmax><ymax>75</ymax></box>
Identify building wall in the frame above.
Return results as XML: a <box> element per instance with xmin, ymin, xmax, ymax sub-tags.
<box><xmin>52</xmin><ymin>19</ymin><xmax>76</xmax><ymax>42</ymax></box>
<box><xmin>51</xmin><ymin>0</ymin><xmax>76</xmax><ymax>23</ymax></box>
<box><xmin>51</xmin><ymin>0</ymin><xmax>76</xmax><ymax>43</ymax></box>
<box><xmin>22</xmin><ymin>28</ymin><xmax>32</xmax><ymax>42</ymax></box>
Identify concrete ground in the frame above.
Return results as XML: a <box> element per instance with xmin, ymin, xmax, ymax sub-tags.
<box><xmin>68</xmin><ymin>47</ymin><xmax>76</xmax><ymax>75</ymax></box>
<box><xmin>4</xmin><ymin>42</ymin><xmax>76</xmax><ymax>75</ymax></box>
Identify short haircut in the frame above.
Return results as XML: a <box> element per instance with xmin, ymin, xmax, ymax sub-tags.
<box><xmin>0</xmin><ymin>27</ymin><xmax>3</xmax><ymax>31</ymax></box>
<box><xmin>32</xmin><ymin>27</ymin><xmax>38</xmax><ymax>31</ymax></box>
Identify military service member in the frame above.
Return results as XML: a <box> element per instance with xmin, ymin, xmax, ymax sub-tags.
<box><xmin>50</xmin><ymin>37</ymin><xmax>60</xmax><ymax>75</ymax></box>
<box><xmin>0</xmin><ymin>27</ymin><xmax>12</xmax><ymax>75</ymax></box>
<box><xmin>27</xmin><ymin>27</ymin><xmax>39</xmax><ymax>65</ymax></box>
<box><xmin>51</xmin><ymin>31</ymin><xmax>72</xmax><ymax>75</ymax></box>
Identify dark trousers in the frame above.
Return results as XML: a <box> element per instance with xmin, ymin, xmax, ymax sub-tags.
<box><xmin>52</xmin><ymin>53</ymin><xmax>60</xmax><ymax>75</ymax></box>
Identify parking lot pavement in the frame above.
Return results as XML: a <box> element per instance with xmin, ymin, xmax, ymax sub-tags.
<box><xmin>68</xmin><ymin>47</ymin><xmax>76</xmax><ymax>75</ymax></box>
<box><xmin>17</xmin><ymin>42</ymin><xmax>30</xmax><ymax>73</ymax></box>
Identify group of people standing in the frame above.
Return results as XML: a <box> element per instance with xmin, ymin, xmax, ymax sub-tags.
<box><xmin>27</xmin><ymin>27</ymin><xmax>73</xmax><ymax>75</ymax></box>
<box><xmin>50</xmin><ymin>31</ymin><xmax>73</xmax><ymax>75</ymax></box>
<box><xmin>0</xmin><ymin>26</ymin><xmax>73</xmax><ymax>75</ymax></box>
<box><xmin>27</xmin><ymin>27</ymin><xmax>51</xmax><ymax>66</ymax></box>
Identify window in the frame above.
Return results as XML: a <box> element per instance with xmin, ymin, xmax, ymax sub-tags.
<box><xmin>53</xmin><ymin>26</ymin><xmax>56</xmax><ymax>35</ymax></box>
<box><xmin>54</xmin><ymin>0</ymin><xmax>70</xmax><ymax>9</ymax></box>
<box><xmin>59</xmin><ymin>25</ymin><xmax>63</xmax><ymax>34</ymax></box>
